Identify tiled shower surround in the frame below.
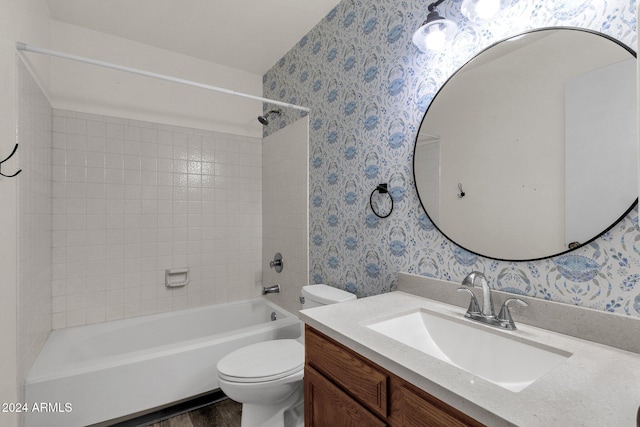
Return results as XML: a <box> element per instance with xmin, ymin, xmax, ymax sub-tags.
<box><xmin>263</xmin><ymin>0</ymin><xmax>640</xmax><ymax>316</ymax></box>
<box><xmin>17</xmin><ymin>58</ymin><xmax>52</xmax><ymax>394</ymax></box>
<box><xmin>51</xmin><ymin>110</ymin><xmax>262</xmax><ymax>329</ymax></box>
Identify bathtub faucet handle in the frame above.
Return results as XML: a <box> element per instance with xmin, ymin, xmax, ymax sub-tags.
<box><xmin>262</xmin><ymin>284</ymin><xmax>280</xmax><ymax>295</ymax></box>
<box><xmin>270</xmin><ymin>253</ymin><xmax>283</xmax><ymax>273</ymax></box>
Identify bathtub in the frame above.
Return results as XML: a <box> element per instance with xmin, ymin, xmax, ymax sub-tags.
<box><xmin>24</xmin><ymin>298</ymin><xmax>301</xmax><ymax>427</ymax></box>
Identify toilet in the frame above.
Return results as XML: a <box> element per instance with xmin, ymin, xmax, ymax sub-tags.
<box><xmin>216</xmin><ymin>284</ymin><xmax>356</xmax><ymax>427</ymax></box>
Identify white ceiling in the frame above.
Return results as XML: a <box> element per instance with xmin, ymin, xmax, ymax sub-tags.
<box><xmin>45</xmin><ymin>0</ymin><xmax>342</xmax><ymax>75</ymax></box>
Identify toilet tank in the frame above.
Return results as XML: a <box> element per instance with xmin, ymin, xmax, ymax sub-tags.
<box><xmin>301</xmin><ymin>284</ymin><xmax>356</xmax><ymax>309</ymax></box>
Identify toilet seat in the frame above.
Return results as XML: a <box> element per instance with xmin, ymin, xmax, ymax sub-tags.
<box><xmin>217</xmin><ymin>339</ymin><xmax>304</xmax><ymax>383</ymax></box>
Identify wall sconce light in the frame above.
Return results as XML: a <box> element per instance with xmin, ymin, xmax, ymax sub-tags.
<box><xmin>413</xmin><ymin>0</ymin><xmax>505</xmax><ymax>53</ymax></box>
<box><xmin>412</xmin><ymin>0</ymin><xmax>457</xmax><ymax>53</ymax></box>
<box><xmin>461</xmin><ymin>0</ymin><xmax>503</xmax><ymax>24</ymax></box>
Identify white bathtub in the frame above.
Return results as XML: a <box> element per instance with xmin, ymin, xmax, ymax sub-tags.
<box><xmin>25</xmin><ymin>298</ymin><xmax>302</xmax><ymax>427</ymax></box>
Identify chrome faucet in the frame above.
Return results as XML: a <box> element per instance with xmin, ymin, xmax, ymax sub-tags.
<box><xmin>458</xmin><ymin>271</ymin><xmax>528</xmax><ymax>330</ymax></box>
<box><xmin>262</xmin><ymin>284</ymin><xmax>280</xmax><ymax>295</ymax></box>
<box><xmin>461</xmin><ymin>271</ymin><xmax>495</xmax><ymax>318</ymax></box>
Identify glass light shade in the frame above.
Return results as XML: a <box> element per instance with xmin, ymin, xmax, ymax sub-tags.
<box><xmin>461</xmin><ymin>0</ymin><xmax>503</xmax><ymax>24</ymax></box>
<box><xmin>412</xmin><ymin>11</ymin><xmax>457</xmax><ymax>53</ymax></box>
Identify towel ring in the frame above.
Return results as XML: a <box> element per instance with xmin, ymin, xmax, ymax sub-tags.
<box><xmin>0</xmin><ymin>144</ymin><xmax>21</xmax><ymax>178</ymax></box>
<box><xmin>370</xmin><ymin>183</ymin><xmax>393</xmax><ymax>218</ymax></box>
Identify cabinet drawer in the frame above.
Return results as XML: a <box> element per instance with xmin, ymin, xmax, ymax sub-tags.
<box><xmin>305</xmin><ymin>366</ymin><xmax>387</xmax><ymax>427</ymax></box>
<box><xmin>305</xmin><ymin>325</ymin><xmax>388</xmax><ymax>418</ymax></box>
<box><xmin>399</xmin><ymin>385</ymin><xmax>483</xmax><ymax>427</ymax></box>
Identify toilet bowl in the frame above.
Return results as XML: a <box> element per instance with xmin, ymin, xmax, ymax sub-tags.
<box><xmin>217</xmin><ymin>339</ymin><xmax>304</xmax><ymax>427</ymax></box>
<box><xmin>216</xmin><ymin>285</ymin><xmax>356</xmax><ymax>427</ymax></box>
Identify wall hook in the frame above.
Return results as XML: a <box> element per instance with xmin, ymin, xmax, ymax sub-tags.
<box><xmin>0</xmin><ymin>144</ymin><xmax>22</xmax><ymax>178</ymax></box>
<box><xmin>370</xmin><ymin>183</ymin><xmax>394</xmax><ymax>218</ymax></box>
<box><xmin>457</xmin><ymin>183</ymin><xmax>465</xmax><ymax>198</ymax></box>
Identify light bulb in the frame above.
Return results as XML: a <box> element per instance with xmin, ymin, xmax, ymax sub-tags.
<box><xmin>412</xmin><ymin>13</ymin><xmax>457</xmax><ymax>53</ymax></box>
<box><xmin>476</xmin><ymin>0</ymin><xmax>500</xmax><ymax>19</ymax></box>
<box><xmin>461</xmin><ymin>0</ymin><xmax>502</xmax><ymax>24</ymax></box>
<box><xmin>425</xmin><ymin>27</ymin><xmax>447</xmax><ymax>51</ymax></box>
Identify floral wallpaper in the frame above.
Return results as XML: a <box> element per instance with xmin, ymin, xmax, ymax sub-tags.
<box><xmin>263</xmin><ymin>0</ymin><xmax>640</xmax><ymax>317</ymax></box>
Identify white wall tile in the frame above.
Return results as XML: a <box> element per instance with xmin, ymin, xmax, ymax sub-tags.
<box><xmin>261</xmin><ymin>117</ymin><xmax>309</xmax><ymax>315</ymax></box>
<box><xmin>52</xmin><ymin>110</ymin><xmax>263</xmax><ymax>329</ymax></box>
<box><xmin>17</xmin><ymin>59</ymin><xmax>52</xmax><ymax>390</ymax></box>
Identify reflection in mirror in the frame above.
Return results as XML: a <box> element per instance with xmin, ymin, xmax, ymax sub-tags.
<box><xmin>414</xmin><ymin>28</ymin><xmax>638</xmax><ymax>261</ymax></box>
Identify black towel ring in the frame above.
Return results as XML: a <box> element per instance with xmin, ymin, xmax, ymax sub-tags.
<box><xmin>370</xmin><ymin>183</ymin><xmax>393</xmax><ymax>218</ymax></box>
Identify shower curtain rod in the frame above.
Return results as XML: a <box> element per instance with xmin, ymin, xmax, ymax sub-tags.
<box><xmin>16</xmin><ymin>42</ymin><xmax>311</xmax><ymax>113</ymax></box>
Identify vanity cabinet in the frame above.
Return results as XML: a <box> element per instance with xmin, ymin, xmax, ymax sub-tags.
<box><xmin>304</xmin><ymin>325</ymin><xmax>484</xmax><ymax>427</ymax></box>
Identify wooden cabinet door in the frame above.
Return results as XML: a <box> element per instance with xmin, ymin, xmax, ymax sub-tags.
<box><xmin>305</xmin><ymin>366</ymin><xmax>387</xmax><ymax>427</ymax></box>
<box><xmin>305</xmin><ymin>325</ymin><xmax>388</xmax><ymax>418</ymax></box>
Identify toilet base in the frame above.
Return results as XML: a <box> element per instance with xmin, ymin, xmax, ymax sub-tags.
<box><xmin>240</xmin><ymin>382</ymin><xmax>304</xmax><ymax>427</ymax></box>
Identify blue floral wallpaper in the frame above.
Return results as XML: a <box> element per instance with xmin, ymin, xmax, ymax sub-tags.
<box><xmin>263</xmin><ymin>0</ymin><xmax>640</xmax><ymax>317</ymax></box>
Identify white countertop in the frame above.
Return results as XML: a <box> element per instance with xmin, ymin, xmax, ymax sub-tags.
<box><xmin>299</xmin><ymin>291</ymin><xmax>640</xmax><ymax>427</ymax></box>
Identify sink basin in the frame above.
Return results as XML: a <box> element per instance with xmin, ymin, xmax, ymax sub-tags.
<box><xmin>366</xmin><ymin>309</ymin><xmax>571</xmax><ymax>392</ymax></box>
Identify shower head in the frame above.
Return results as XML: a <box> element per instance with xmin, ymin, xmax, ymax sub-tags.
<box><xmin>258</xmin><ymin>109</ymin><xmax>281</xmax><ymax>125</ymax></box>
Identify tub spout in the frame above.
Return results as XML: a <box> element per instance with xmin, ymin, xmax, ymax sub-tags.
<box><xmin>262</xmin><ymin>284</ymin><xmax>280</xmax><ymax>295</ymax></box>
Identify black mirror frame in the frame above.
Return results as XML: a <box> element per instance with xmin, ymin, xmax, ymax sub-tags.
<box><xmin>412</xmin><ymin>27</ymin><xmax>638</xmax><ymax>262</ymax></box>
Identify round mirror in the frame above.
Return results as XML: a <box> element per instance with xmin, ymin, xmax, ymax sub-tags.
<box><xmin>414</xmin><ymin>28</ymin><xmax>638</xmax><ymax>261</ymax></box>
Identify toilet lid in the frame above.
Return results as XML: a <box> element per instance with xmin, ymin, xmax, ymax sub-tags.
<box><xmin>217</xmin><ymin>339</ymin><xmax>304</xmax><ymax>383</ymax></box>
<box><xmin>302</xmin><ymin>284</ymin><xmax>356</xmax><ymax>305</ymax></box>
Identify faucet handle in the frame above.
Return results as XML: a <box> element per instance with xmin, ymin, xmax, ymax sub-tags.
<box><xmin>457</xmin><ymin>288</ymin><xmax>481</xmax><ymax>316</ymax></box>
<box><xmin>497</xmin><ymin>298</ymin><xmax>528</xmax><ymax>330</ymax></box>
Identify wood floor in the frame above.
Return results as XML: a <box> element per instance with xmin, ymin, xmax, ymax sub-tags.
<box><xmin>145</xmin><ymin>398</ymin><xmax>241</xmax><ymax>427</ymax></box>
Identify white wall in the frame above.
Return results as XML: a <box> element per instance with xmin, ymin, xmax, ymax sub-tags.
<box><xmin>262</xmin><ymin>117</ymin><xmax>309</xmax><ymax>315</ymax></box>
<box><xmin>428</xmin><ymin>44</ymin><xmax>565</xmax><ymax>258</ymax></box>
<box><xmin>414</xmin><ymin>137</ymin><xmax>440</xmax><ymax>224</ymax></box>
<box><xmin>51</xmin><ymin>110</ymin><xmax>263</xmax><ymax>328</ymax></box>
<box><xmin>50</xmin><ymin>21</ymin><xmax>264</xmax><ymax>138</ymax></box>
<box><xmin>16</xmin><ymin>57</ymin><xmax>52</xmax><ymax>407</ymax></box>
<box><xmin>0</xmin><ymin>2</ymin><xmax>50</xmax><ymax>426</ymax></box>
<box><xmin>565</xmin><ymin>58</ymin><xmax>637</xmax><ymax>245</ymax></box>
